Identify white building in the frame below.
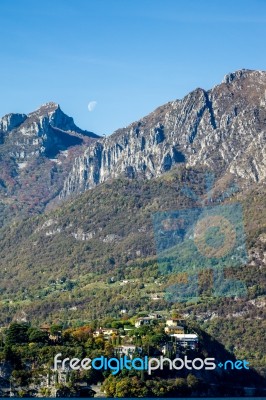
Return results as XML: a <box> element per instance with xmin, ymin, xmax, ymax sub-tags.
<box><xmin>114</xmin><ymin>345</ymin><xmax>142</xmax><ymax>358</ymax></box>
<box><xmin>171</xmin><ymin>334</ymin><xmax>198</xmax><ymax>349</ymax></box>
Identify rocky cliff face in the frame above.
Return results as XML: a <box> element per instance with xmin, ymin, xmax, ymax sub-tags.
<box><xmin>1</xmin><ymin>70</ymin><xmax>265</xmax><ymax>225</ymax></box>
<box><xmin>0</xmin><ymin>113</ymin><xmax>27</xmax><ymax>134</ymax></box>
<box><xmin>0</xmin><ymin>102</ymin><xmax>99</xmax><ymax>159</ymax></box>
<box><xmin>60</xmin><ymin>69</ymin><xmax>266</xmax><ymax>199</ymax></box>
<box><xmin>0</xmin><ymin>102</ymin><xmax>99</xmax><ymax>225</ymax></box>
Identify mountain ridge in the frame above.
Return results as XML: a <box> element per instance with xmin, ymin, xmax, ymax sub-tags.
<box><xmin>1</xmin><ymin>68</ymin><xmax>265</xmax><ymax>224</ymax></box>
<box><xmin>0</xmin><ymin>70</ymin><xmax>265</xmax><ymax>377</ymax></box>
<box><xmin>59</xmin><ymin>69</ymin><xmax>266</xmax><ymax>199</ymax></box>
<box><xmin>0</xmin><ymin>102</ymin><xmax>100</xmax><ymax>226</ymax></box>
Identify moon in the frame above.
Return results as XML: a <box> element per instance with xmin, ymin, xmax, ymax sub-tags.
<box><xmin>88</xmin><ymin>101</ymin><xmax>97</xmax><ymax>112</ymax></box>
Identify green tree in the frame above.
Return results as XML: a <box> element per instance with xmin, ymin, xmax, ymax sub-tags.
<box><xmin>6</xmin><ymin>323</ymin><xmax>30</xmax><ymax>345</ymax></box>
<box><xmin>28</xmin><ymin>327</ymin><xmax>49</xmax><ymax>344</ymax></box>
<box><xmin>50</xmin><ymin>324</ymin><xmax>62</xmax><ymax>336</ymax></box>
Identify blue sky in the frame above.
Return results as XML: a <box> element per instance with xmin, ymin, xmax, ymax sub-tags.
<box><xmin>0</xmin><ymin>0</ymin><xmax>266</xmax><ymax>135</ymax></box>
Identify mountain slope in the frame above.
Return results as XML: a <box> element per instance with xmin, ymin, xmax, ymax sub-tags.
<box><xmin>0</xmin><ymin>71</ymin><xmax>265</xmax><ymax>377</ymax></box>
<box><xmin>60</xmin><ymin>69</ymin><xmax>266</xmax><ymax>199</ymax></box>
<box><xmin>0</xmin><ymin>166</ymin><xmax>265</xmax><ymax>310</ymax></box>
<box><xmin>0</xmin><ymin>166</ymin><xmax>265</xmax><ymax>373</ymax></box>
<box><xmin>0</xmin><ymin>102</ymin><xmax>100</xmax><ymax>226</ymax></box>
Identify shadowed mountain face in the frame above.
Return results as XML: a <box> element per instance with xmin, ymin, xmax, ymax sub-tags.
<box><xmin>0</xmin><ymin>102</ymin><xmax>100</xmax><ymax>226</ymax></box>
<box><xmin>59</xmin><ymin>69</ymin><xmax>266</xmax><ymax>198</ymax></box>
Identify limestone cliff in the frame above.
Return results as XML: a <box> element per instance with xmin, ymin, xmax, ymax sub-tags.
<box><xmin>0</xmin><ymin>102</ymin><xmax>99</xmax><ymax>225</ymax></box>
<box><xmin>60</xmin><ymin>69</ymin><xmax>266</xmax><ymax>199</ymax></box>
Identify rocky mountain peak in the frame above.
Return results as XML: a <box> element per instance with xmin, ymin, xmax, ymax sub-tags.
<box><xmin>0</xmin><ymin>113</ymin><xmax>27</xmax><ymax>133</ymax></box>
<box><xmin>222</xmin><ymin>69</ymin><xmax>252</xmax><ymax>83</ymax></box>
<box><xmin>0</xmin><ymin>103</ymin><xmax>100</xmax><ymax>224</ymax></box>
<box><xmin>23</xmin><ymin>102</ymin><xmax>85</xmax><ymax>137</ymax></box>
<box><xmin>0</xmin><ymin>102</ymin><xmax>100</xmax><ymax>158</ymax></box>
<box><xmin>222</xmin><ymin>68</ymin><xmax>266</xmax><ymax>84</ymax></box>
<box><xmin>41</xmin><ymin>101</ymin><xmax>59</xmax><ymax>109</ymax></box>
<box><xmin>27</xmin><ymin>101</ymin><xmax>60</xmax><ymax>119</ymax></box>
<box><xmin>60</xmin><ymin>69</ymin><xmax>266</xmax><ymax>199</ymax></box>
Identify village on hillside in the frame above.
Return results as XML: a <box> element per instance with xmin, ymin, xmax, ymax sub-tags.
<box><xmin>0</xmin><ymin>314</ymin><xmax>201</xmax><ymax>397</ymax></box>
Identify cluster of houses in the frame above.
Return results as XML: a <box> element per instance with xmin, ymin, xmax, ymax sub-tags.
<box><xmin>133</xmin><ymin>315</ymin><xmax>198</xmax><ymax>354</ymax></box>
<box><xmin>93</xmin><ymin>315</ymin><xmax>198</xmax><ymax>357</ymax></box>
<box><xmin>135</xmin><ymin>315</ymin><xmax>197</xmax><ymax>343</ymax></box>
<box><xmin>41</xmin><ymin>314</ymin><xmax>198</xmax><ymax>357</ymax></box>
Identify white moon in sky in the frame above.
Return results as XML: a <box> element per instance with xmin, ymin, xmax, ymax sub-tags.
<box><xmin>88</xmin><ymin>101</ymin><xmax>97</xmax><ymax>112</ymax></box>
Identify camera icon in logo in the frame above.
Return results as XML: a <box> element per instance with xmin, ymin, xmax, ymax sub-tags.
<box><xmin>153</xmin><ymin>199</ymin><xmax>247</xmax><ymax>302</ymax></box>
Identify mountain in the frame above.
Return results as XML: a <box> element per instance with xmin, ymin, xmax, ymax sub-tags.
<box><xmin>0</xmin><ymin>102</ymin><xmax>100</xmax><ymax>226</ymax></box>
<box><xmin>0</xmin><ymin>166</ymin><xmax>265</xmax><ymax>374</ymax></box>
<box><xmin>1</xmin><ymin>69</ymin><xmax>265</xmax><ymax>224</ymax></box>
<box><xmin>60</xmin><ymin>69</ymin><xmax>266</xmax><ymax>199</ymax></box>
<box><xmin>0</xmin><ymin>70</ymin><xmax>265</xmax><ymax>377</ymax></box>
